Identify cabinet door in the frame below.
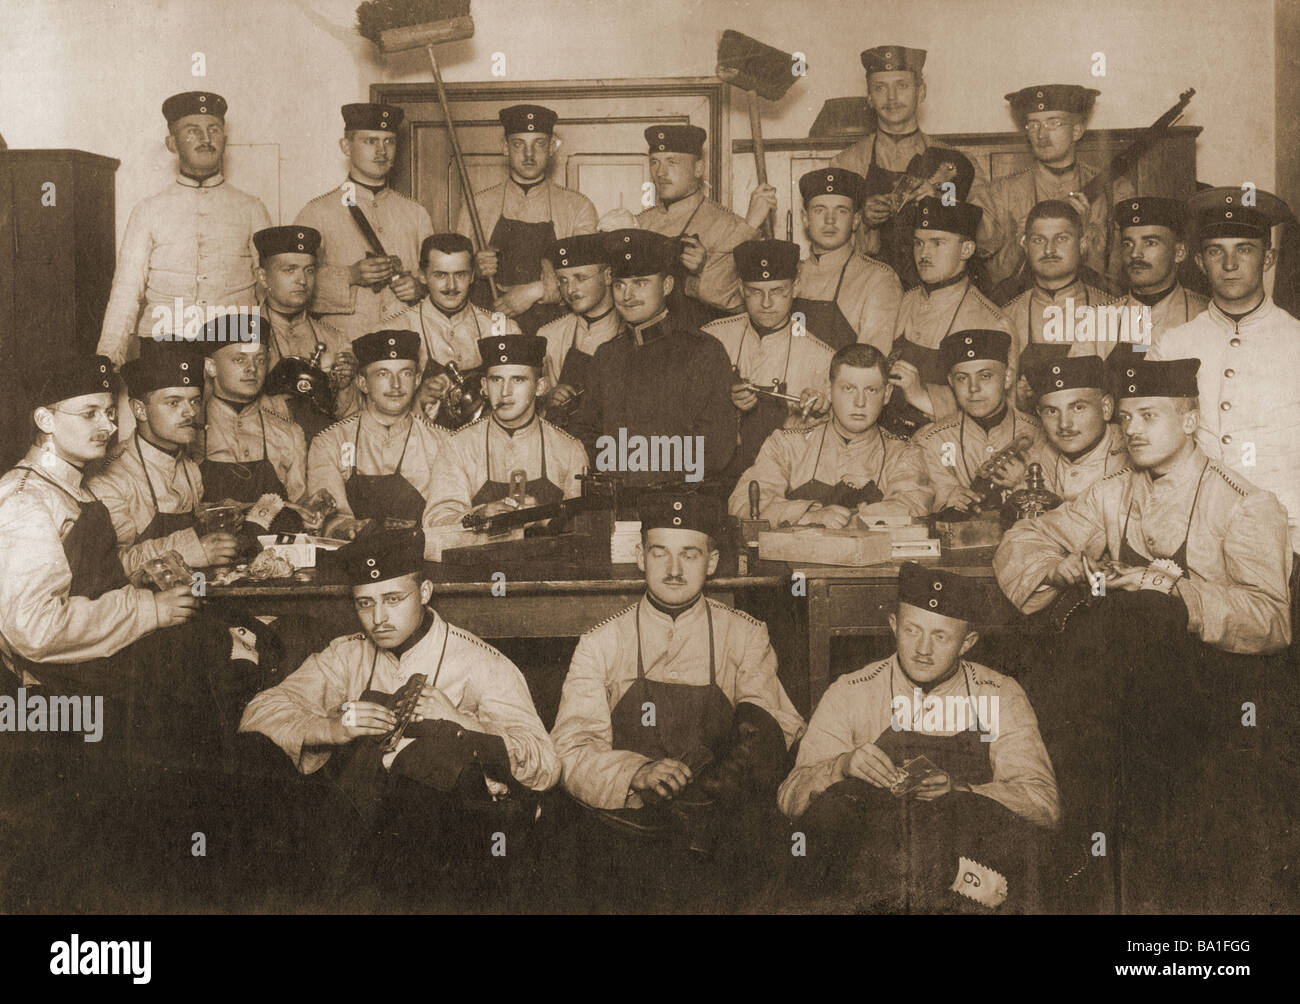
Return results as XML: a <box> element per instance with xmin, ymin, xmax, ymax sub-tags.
<box><xmin>10</xmin><ymin>159</ymin><xmax>76</xmax><ymax>354</ymax></box>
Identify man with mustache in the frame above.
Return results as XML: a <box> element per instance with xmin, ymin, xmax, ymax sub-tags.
<box><xmin>422</xmin><ymin>333</ymin><xmax>587</xmax><ymax>529</ymax></box>
<box><xmin>728</xmin><ymin>343</ymin><xmax>932</xmax><ymax>526</ymax></box>
<box><xmin>705</xmin><ymin>238</ymin><xmax>834</xmax><ymax>476</ymax></box>
<box><xmin>1002</xmin><ymin>200</ymin><xmax>1118</xmax><ymax>410</ymax></box>
<box><xmin>98</xmin><ymin>92</ymin><xmax>271</xmax><ymax>365</ymax></box>
<box><xmin>637</xmin><ymin>124</ymin><xmax>768</xmax><ymax>326</ymax></box>
<box><xmin>295</xmin><ymin>104</ymin><xmax>433</xmax><ymax>344</ymax></box>
<box><xmin>792</xmin><ymin>168</ymin><xmax>902</xmax><ymax>351</ymax></box>
<box><xmin>994</xmin><ymin>358</ymin><xmax>1291</xmax><ymax>911</ymax></box>
<box><xmin>458</xmin><ymin>105</ymin><xmax>598</xmax><ymax>336</ymax></box>
<box><xmin>307</xmin><ymin>330</ymin><xmax>447</xmax><ymax>524</ymax></box>
<box><xmin>973</xmin><ymin>84</ymin><xmax>1131</xmax><ymax>293</ymax></box>
<box><xmin>396</xmin><ymin>233</ymin><xmax>521</xmax><ymax>423</ymax></box>
<box><xmin>537</xmin><ymin>234</ymin><xmax>621</xmax><ymax>423</ymax></box>
<box><xmin>913</xmin><ymin>328</ymin><xmax>1042</xmax><ymax>515</ymax></box>
<box><xmin>831</xmin><ymin>46</ymin><xmax>990</xmax><ymax>276</ymax></box>
<box><xmin>254</xmin><ymin>225</ymin><xmax>360</xmax><ymax>437</ymax></box>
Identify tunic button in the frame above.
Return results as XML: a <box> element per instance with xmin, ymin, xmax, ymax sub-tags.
<box><xmin>1220</xmin><ymin>401</ymin><xmax>1231</xmax><ymax>411</ymax></box>
<box><xmin>1229</xmin><ymin>337</ymin><xmax>1241</xmax><ymax>348</ymax></box>
<box><xmin>456</xmin><ymin>729</ymin><xmax>465</xmax><ymax>739</ymax></box>
<box><xmin>1221</xmin><ymin>434</ymin><xmax>1232</xmax><ymax>445</ymax></box>
<box><xmin>1224</xmin><ymin>369</ymin><xmax>1234</xmax><ymax>378</ymax></box>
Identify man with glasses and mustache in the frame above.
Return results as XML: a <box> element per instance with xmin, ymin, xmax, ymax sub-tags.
<box><xmin>457</xmin><ymin>105</ymin><xmax>598</xmax><ymax>336</ymax></box>
<box><xmin>97</xmin><ymin>92</ymin><xmax>272</xmax><ymax>366</ymax></box>
<box><xmin>973</xmin><ymin>84</ymin><xmax>1130</xmax><ymax>296</ymax></box>
<box><xmin>295</xmin><ymin>104</ymin><xmax>433</xmax><ymax>345</ymax></box>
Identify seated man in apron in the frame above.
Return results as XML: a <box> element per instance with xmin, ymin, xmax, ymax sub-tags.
<box><xmin>704</xmin><ymin>238</ymin><xmax>834</xmax><ymax>481</ymax></box>
<box><xmin>254</xmin><ymin>224</ymin><xmax>360</xmax><ymax>439</ymax></box>
<box><xmin>793</xmin><ymin>168</ymin><xmax>902</xmax><ymax>352</ymax></box>
<box><xmin>912</xmin><ymin>329</ymin><xmax>1043</xmax><ymax>517</ymax></box>
<box><xmin>995</xmin><ymin>358</ymin><xmax>1293</xmax><ymax>913</ymax></box>
<box><xmin>728</xmin><ymin>343</ymin><xmax>933</xmax><ymax>526</ymax></box>
<box><xmin>307</xmin><ymin>330</ymin><xmax>447</xmax><ymax>525</ymax></box>
<box><xmin>885</xmin><ymin>197</ymin><xmax>1011</xmax><ymax>433</ymax></box>
<box><xmin>779</xmin><ymin>563</ymin><xmax>1060</xmax><ymax>914</ymax></box>
<box><xmin>239</xmin><ymin>527</ymin><xmax>560</xmax><ymax>909</ymax></box>
<box><xmin>537</xmin><ymin>234</ymin><xmax>621</xmax><ymax>427</ymax></box>
<box><xmin>423</xmin><ymin>333</ymin><xmax>587</xmax><ymax>530</ymax></box>
<box><xmin>459</xmin><ymin>104</ymin><xmax>597</xmax><ymax>337</ymax></box>
<box><xmin>549</xmin><ymin>492</ymin><xmax>806</xmax><ymax>911</ymax></box>
<box><xmin>1002</xmin><ymin>200</ymin><xmax>1119</xmax><ymax>412</ymax></box>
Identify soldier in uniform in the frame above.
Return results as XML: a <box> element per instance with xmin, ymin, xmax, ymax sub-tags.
<box><xmin>793</xmin><ymin>168</ymin><xmax>902</xmax><ymax>351</ymax></box>
<box><xmin>569</xmin><ymin>230</ymin><xmax>737</xmax><ymax>491</ymax></box>
<box><xmin>458</xmin><ymin>105</ymin><xmax>598</xmax><ymax>335</ymax></box>
<box><xmin>994</xmin><ymin>358</ymin><xmax>1291</xmax><ymax>911</ymax></box>
<box><xmin>704</xmin><ymin>239</ymin><xmax>835</xmax><ymax>477</ymax></box>
<box><xmin>912</xmin><ymin>329</ymin><xmax>1042</xmax><ymax>516</ymax></box>
<box><xmin>886</xmin><ymin>197</ymin><xmax>1010</xmax><ymax>431</ymax></box>
<box><xmin>549</xmin><ymin>491</ymin><xmax>805</xmax><ymax>911</ymax></box>
<box><xmin>537</xmin><ymin>234</ymin><xmax>621</xmax><ymax>424</ymax></box>
<box><xmin>98</xmin><ymin>92</ymin><xmax>271</xmax><ymax>367</ymax></box>
<box><xmin>253</xmin><ymin>225</ymin><xmax>360</xmax><ymax>437</ymax></box>
<box><xmin>728</xmin><ymin>343</ymin><xmax>932</xmax><ymax>526</ymax></box>
<box><xmin>637</xmin><ymin>124</ymin><xmax>768</xmax><ymax>324</ymax></box>
<box><xmin>973</xmin><ymin>84</ymin><xmax>1132</xmax><ymax>294</ymax></box>
<box><xmin>423</xmin><ymin>333</ymin><xmax>587</xmax><ymax>529</ymax></box>
<box><xmin>294</xmin><ymin>103</ymin><xmax>432</xmax><ymax>344</ymax></box>
<box><xmin>307</xmin><ymin>330</ymin><xmax>447</xmax><ymax>524</ymax></box>
<box><xmin>779</xmin><ymin>563</ymin><xmax>1059</xmax><ymax>913</ymax></box>
<box><xmin>1002</xmin><ymin>200</ymin><xmax>1119</xmax><ymax>410</ymax></box>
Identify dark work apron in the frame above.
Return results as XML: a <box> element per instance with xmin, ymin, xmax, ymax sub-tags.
<box><xmin>666</xmin><ymin>195</ymin><xmax>728</xmax><ymax>329</ymax></box>
<box><xmin>469</xmin><ymin>418</ymin><xmax>565</xmax><ymax>507</ymax></box>
<box><xmin>486</xmin><ymin>186</ymin><xmax>565</xmax><ymax>336</ymax></box>
<box><xmin>344</xmin><ymin>415</ymin><xmax>427</xmax><ymax>523</ymax></box>
<box><xmin>790</xmin><ymin>252</ymin><xmax>859</xmax><ymax>350</ymax></box>
<box><xmin>555</xmin><ymin>308</ymin><xmax>615</xmax><ymax>397</ymax></box>
<box><xmin>879</xmin><ymin>281</ymin><xmax>973</xmax><ymax>437</ymax></box>
<box><xmin>1114</xmin><ymin>461</ymin><xmax>1205</xmax><ymax>573</ymax></box>
<box><xmin>135</xmin><ymin>436</ymin><xmax>198</xmax><ymax>541</ymax></box>
<box><xmin>787</xmin><ymin>423</ymin><xmax>887</xmax><ymax>509</ymax></box>
<box><xmin>199</xmin><ymin>404</ymin><xmax>289</xmax><ymax>504</ymax></box>
<box><xmin>728</xmin><ymin>323</ymin><xmax>797</xmax><ymax>476</ymax></box>
<box><xmin>865</xmin><ymin>134</ymin><xmax>910</xmax><ymax>275</ymax></box>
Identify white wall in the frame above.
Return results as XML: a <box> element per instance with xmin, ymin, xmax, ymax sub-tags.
<box><xmin>0</xmin><ymin>0</ymin><xmax>1276</xmax><ymax>245</ymax></box>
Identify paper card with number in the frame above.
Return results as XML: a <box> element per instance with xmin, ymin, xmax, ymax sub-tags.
<box><xmin>950</xmin><ymin>856</ymin><xmax>1008</xmax><ymax>909</ymax></box>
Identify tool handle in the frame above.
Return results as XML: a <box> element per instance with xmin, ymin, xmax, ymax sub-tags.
<box><xmin>748</xmin><ymin>480</ymin><xmax>761</xmax><ymax>520</ymax></box>
<box><xmin>747</xmin><ymin>91</ymin><xmax>773</xmax><ymax>238</ymax></box>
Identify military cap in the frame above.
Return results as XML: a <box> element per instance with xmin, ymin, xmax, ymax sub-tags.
<box><xmin>1188</xmin><ymin>186</ymin><xmax>1293</xmax><ymax>236</ymax></box>
<box><xmin>162</xmin><ymin>91</ymin><xmax>227</xmax><ymax>123</ymax></box>
<box><xmin>904</xmin><ymin>197</ymin><xmax>983</xmax><ymax>241</ymax></box>
<box><xmin>605</xmin><ymin>229</ymin><xmax>678</xmax><ymax>278</ymax></box>
<box><xmin>939</xmin><ymin>328</ymin><xmax>1011</xmax><ymax>372</ymax></box>
<box><xmin>1029</xmin><ymin>355</ymin><xmax>1106</xmax><ymax>398</ymax></box>
<box><xmin>799</xmin><ymin>167</ymin><xmax>867</xmax><ymax>208</ymax></box>
<box><xmin>121</xmin><ymin>340</ymin><xmax>204</xmax><ymax>398</ymax></box>
<box><xmin>1113</xmin><ymin>197</ymin><xmax>1186</xmax><ymax>234</ymax></box>
<box><xmin>254</xmin><ymin>225</ymin><xmax>321</xmax><ymax>259</ymax></box>
<box><xmin>194</xmin><ymin>311</ymin><xmax>264</xmax><ymax>357</ymax></box>
<box><xmin>897</xmin><ymin>561</ymin><xmax>981</xmax><ymax>623</ymax></box>
<box><xmin>34</xmin><ymin>354</ymin><xmax>116</xmax><ymax>409</ymax></box>
<box><xmin>645</xmin><ymin>124</ymin><xmax>707</xmax><ymax>156</ymax></box>
<box><xmin>1116</xmin><ymin>358</ymin><xmax>1200</xmax><ymax>400</ymax></box>
<box><xmin>639</xmin><ymin>491</ymin><xmax>726</xmax><ymax>541</ymax></box>
<box><xmin>336</xmin><ymin>527</ymin><xmax>425</xmax><ymax>586</ymax></box>
<box><xmin>860</xmin><ymin>45</ymin><xmax>926</xmax><ymax>75</ymax></box>
<box><xmin>500</xmin><ymin>104</ymin><xmax>557</xmax><ymax>135</ymax></box>
<box><xmin>1191</xmin><ymin>189</ymin><xmax>1278</xmax><ymax>242</ymax></box>
<box><xmin>476</xmin><ymin>333</ymin><xmax>547</xmax><ymax>370</ymax></box>
<box><xmin>734</xmin><ymin>239</ymin><xmax>800</xmax><ymax>282</ymax></box>
<box><xmin>342</xmin><ymin>102</ymin><xmax>403</xmax><ymax>132</ymax></box>
<box><xmin>353</xmin><ymin>330</ymin><xmax>420</xmax><ymax>368</ymax></box>
<box><xmin>1005</xmin><ymin>84</ymin><xmax>1099</xmax><ymax>123</ymax></box>
<box><xmin>545</xmin><ymin>233</ymin><xmax>608</xmax><ymax>270</ymax></box>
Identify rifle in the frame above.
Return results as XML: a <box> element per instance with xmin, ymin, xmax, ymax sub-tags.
<box><xmin>461</xmin><ymin>490</ymin><xmax>615</xmax><ymax>533</ymax></box>
<box><xmin>1080</xmin><ymin>88</ymin><xmax>1195</xmax><ymax>201</ymax></box>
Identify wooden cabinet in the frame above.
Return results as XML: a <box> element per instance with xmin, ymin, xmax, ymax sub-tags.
<box><xmin>0</xmin><ymin>149</ymin><xmax>119</xmax><ymax>466</ymax></box>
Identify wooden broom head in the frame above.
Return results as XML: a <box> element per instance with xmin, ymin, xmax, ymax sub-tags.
<box><xmin>716</xmin><ymin>29</ymin><xmax>801</xmax><ymax>102</ymax></box>
<box><xmin>356</xmin><ymin>0</ymin><xmax>475</xmax><ymax>53</ymax></box>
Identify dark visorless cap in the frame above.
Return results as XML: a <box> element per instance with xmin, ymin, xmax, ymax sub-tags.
<box><xmin>476</xmin><ymin>333</ymin><xmax>547</xmax><ymax>370</ymax></box>
<box><xmin>500</xmin><ymin>104</ymin><xmax>557</xmax><ymax>135</ymax></box>
<box><xmin>1116</xmin><ymin>358</ymin><xmax>1201</xmax><ymax>399</ymax></box>
<box><xmin>605</xmin><ymin>229</ymin><xmax>677</xmax><ymax>278</ymax></box>
<box><xmin>1030</xmin><ymin>355</ymin><xmax>1106</xmax><ymax>397</ymax></box>
<box><xmin>799</xmin><ymin>167</ymin><xmax>867</xmax><ymax>208</ymax></box>
<box><xmin>336</xmin><ymin>527</ymin><xmax>425</xmax><ymax>586</ymax></box>
<box><xmin>545</xmin><ymin>233</ymin><xmax>608</xmax><ymax>270</ymax></box>
<box><xmin>34</xmin><ymin>354</ymin><xmax>116</xmax><ymax>408</ymax></box>
<box><xmin>639</xmin><ymin>491</ymin><xmax>726</xmax><ymax>540</ymax></box>
<box><xmin>195</xmin><ymin>311</ymin><xmax>265</xmax><ymax>357</ymax></box>
<box><xmin>254</xmin><ymin>225</ymin><xmax>321</xmax><ymax>259</ymax></box>
<box><xmin>353</xmin><ymin>329</ymin><xmax>420</xmax><ymax>367</ymax></box>
<box><xmin>860</xmin><ymin>45</ymin><xmax>926</xmax><ymax>75</ymax></box>
<box><xmin>734</xmin><ymin>239</ymin><xmax>800</xmax><ymax>282</ymax></box>
<box><xmin>904</xmin><ymin>197</ymin><xmax>983</xmax><ymax>240</ymax></box>
<box><xmin>645</xmin><ymin>124</ymin><xmax>707</xmax><ymax>156</ymax></box>
<box><xmin>121</xmin><ymin>340</ymin><xmax>204</xmax><ymax>397</ymax></box>
<box><xmin>162</xmin><ymin>91</ymin><xmax>227</xmax><ymax>123</ymax></box>
<box><xmin>342</xmin><ymin>102</ymin><xmax>403</xmax><ymax>132</ymax></box>
<box><xmin>1113</xmin><ymin>197</ymin><xmax>1186</xmax><ymax>234</ymax></box>
<box><xmin>939</xmin><ymin>328</ymin><xmax>1011</xmax><ymax>372</ymax></box>
<box><xmin>897</xmin><ymin>561</ymin><xmax>982</xmax><ymax>622</ymax></box>
<box><xmin>1005</xmin><ymin>84</ymin><xmax>1099</xmax><ymax>123</ymax></box>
